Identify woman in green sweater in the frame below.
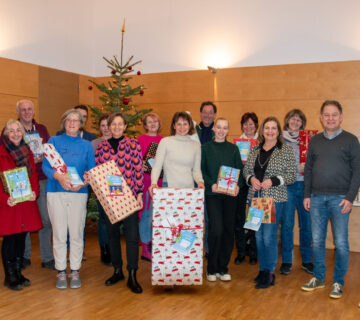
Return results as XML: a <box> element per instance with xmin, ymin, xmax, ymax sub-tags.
<box><xmin>201</xmin><ymin>118</ymin><xmax>244</xmax><ymax>282</ymax></box>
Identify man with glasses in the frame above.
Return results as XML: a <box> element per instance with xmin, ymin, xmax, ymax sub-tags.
<box><xmin>301</xmin><ymin>100</ymin><xmax>360</xmax><ymax>299</ymax></box>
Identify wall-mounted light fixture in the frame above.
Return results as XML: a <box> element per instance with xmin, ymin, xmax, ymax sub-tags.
<box><xmin>207</xmin><ymin>66</ymin><xmax>218</xmax><ymax>74</ymax></box>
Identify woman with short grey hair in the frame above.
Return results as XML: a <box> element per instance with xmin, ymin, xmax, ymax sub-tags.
<box><xmin>42</xmin><ymin>109</ymin><xmax>95</xmax><ymax>290</ymax></box>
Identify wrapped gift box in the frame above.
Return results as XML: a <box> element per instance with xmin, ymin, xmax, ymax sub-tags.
<box><xmin>88</xmin><ymin>160</ymin><xmax>140</xmax><ymax>224</ymax></box>
<box><xmin>143</xmin><ymin>142</ymin><xmax>158</xmax><ymax>173</ymax></box>
<box><xmin>43</xmin><ymin>143</ymin><xmax>67</xmax><ymax>174</ymax></box>
<box><xmin>152</xmin><ymin>188</ymin><xmax>204</xmax><ymax>286</ymax></box>
<box><xmin>250</xmin><ymin>197</ymin><xmax>276</xmax><ymax>224</ymax></box>
<box><xmin>299</xmin><ymin>130</ymin><xmax>318</xmax><ymax>165</ymax></box>
<box><xmin>25</xmin><ymin>133</ymin><xmax>43</xmax><ymax>157</ymax></box>
<box><xmin>234</xmin><ymin>138</ymin><xmax>257</xmax><ymax>162</ymax></box>
<box><xmin>0</xmin><ymin>167</ymin><xmax>33</xmax><ymax>204</ymax></box>
<box><xmin>216</xmin><ymin>165</ymin><xmax>240</xmax><ymax>196</ymax></box>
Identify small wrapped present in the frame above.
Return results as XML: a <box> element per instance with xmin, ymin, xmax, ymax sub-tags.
<box><xmin>299</xmin><ymin>130</ymin><xmax>318</xmax><ymax>165</ymax></box>
<box><xmin>0</xmin><ymin>167</ymin><xmax>33</xmax><ymax>204</ymax></box>
<box><xmin>152</xmin><ymin>188</ymin><xmax>204</xmax><ymax>286</ymax></box>
<box><xmin>216</xmin><ymin>165</ymin><xmax>240</xmax><ymax>196</ymax></box>
<box><xmin>43</xmin><ymin>143</ymin><xmax>67</xmax><ymax>174</ymax></box>
<box><xmin>87</xmin><ymin>160</ymin><xmax>140</xmax><ymax>224</ymax></box>
<box><xmin>25</xmin><ymin>133</ymin><xmax>43</xmax><ymax>157</ymax></box>
<box><xmin>250</xmin><ymin>197</ymin><xmax>275</xmax><ymax>224</ymax></box>
<box><xmin>234</xmin><ymin>138</ymin><xmax>257</xmax><ymax>162</ymax></box>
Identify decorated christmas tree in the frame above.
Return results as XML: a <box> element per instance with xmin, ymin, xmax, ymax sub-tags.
<box><xmin>88</xmin><ymin>21</ymin><xmax>151</xmax><ymax>137</ymax></box>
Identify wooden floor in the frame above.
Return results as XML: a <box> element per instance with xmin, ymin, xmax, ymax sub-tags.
<box><xmin>0</xmin><ymin>232</ymin><xmax>359</xmax><ymax>320</ymax></box>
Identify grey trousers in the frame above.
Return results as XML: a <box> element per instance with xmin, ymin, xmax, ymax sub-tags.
<box><xmin>24</xmin><ymin>179</ymin><xmax>54</xmax><ymax>263</ymax></box>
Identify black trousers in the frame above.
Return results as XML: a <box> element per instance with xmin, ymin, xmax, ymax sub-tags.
<box><xmin>206</xmin><ymin>194</ymin><xmax>237</xmax><ymax>274</ymax></box>
<box><xmin>234</xmin><ymin>185</ymin><xmax>257</xmax><ymax>257</ymax></box>
<box><xmin>104</xmin><ymin>211</ymin><xmax>139</xmax><ymax>271</ymax></box>
<box><xmin>2</xmin><ymin>232</ymin><xmax>27</xmax><ymax>264</ymax></box>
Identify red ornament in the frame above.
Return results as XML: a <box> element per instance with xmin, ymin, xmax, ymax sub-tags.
<box><xmin>139</xmin><ymin>90</ymin><xmax>144</xmax><ymax>96</ymax></box>
<box><xmin>88</xmin><ymin>85</ymin><xmax>93</xmax><ymax>90</ymax></box>
<box><xmin>123</xmin><ymin>98</ymin><xmax>129</xmax><ymax>105</ymax></box>
<box><xmin>111</xmin><ymin>70</ymin><xmax>116</xmax><ymax>74</ymax></box>
<box><xmin>128</xmin><ymin>66</ymin><xmax>132</xmax><ymax>71</ymax></box>
<box><xmin>137</xmin><ymin>71</ymin><xmax>141</xmax><ymax>75</ymax></box>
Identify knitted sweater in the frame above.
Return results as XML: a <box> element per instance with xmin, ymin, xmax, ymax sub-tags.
<box><xmin>201</xmin><ymin>140</ymin><xmax>244</xmax><ymax>196</ymax></box>
<box><xmin>304</xmin><ymin>131</ymin><xmax>360</xmax><ymax>202</ymax></box>
<box><xmin>151</xmin><ymin>135</ymin><xmax>203</xmax><ymax>188</ymax></box>
<box><xmin>42</xmin><ymin>134</ymin><xmax>95</xmax><ymax>194</ymax></box>
<box><xmin>95</xmin><ymin>136</ymin><xmax>144</xmax><ymax>196</ymax></box>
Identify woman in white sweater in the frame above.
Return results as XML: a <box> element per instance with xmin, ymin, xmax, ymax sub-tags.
<box><xmin>149</xmin><ymin>112</ymin><xmax>204</xmax><ymax>193</ymax></box>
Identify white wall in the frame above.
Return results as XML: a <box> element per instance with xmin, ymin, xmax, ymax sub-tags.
<box><xmin>1</xmin><ymin>0</ymin><xmax>360</xmax><ymax>76</ymax></box>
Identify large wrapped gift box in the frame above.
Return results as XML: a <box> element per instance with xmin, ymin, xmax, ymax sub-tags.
<box><xmin>299</xmin><ymin>130</ymin><xmax>318</xmax><ymax>165</ymax></box>
<box><xmin>88</xmin><ymin>160</ymin><xmax>140</xmax><ymax>224</ymax></box>
<box><xmin>152</xmin><ymin>188</ymin><xmax>204</xmax><ymax>286</ymax></box>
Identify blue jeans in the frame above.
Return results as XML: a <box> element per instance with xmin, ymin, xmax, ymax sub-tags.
<box><xmin>256</xmin><ymin>202</ymin><xmax>285</xmax><ymax>273</ymax></box>
<box><xmin>139</xmin><ymin>192</ymin><xmax>153</xmax><ymax>243</ymax></box>
<box><xmin>310</xmin><ymin>194</ymin><xmax>350</xmax><ymax>286</ymax></box>
<box><xmin>282</xmin><ymin>182</ymin><xmax>312</xmax><ymax>263</ymax></box>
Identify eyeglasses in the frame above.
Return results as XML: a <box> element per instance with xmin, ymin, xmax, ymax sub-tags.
<box><xmin>66</xmin><ymin>119</ymin><xmax>80</xmax><ymax>123</ymax></box>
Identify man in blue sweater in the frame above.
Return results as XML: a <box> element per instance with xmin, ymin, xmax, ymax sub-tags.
<box><xmin>301</xmin><ymin>100</ymin><xmax>360</xmax><ymax>299</ymax></box>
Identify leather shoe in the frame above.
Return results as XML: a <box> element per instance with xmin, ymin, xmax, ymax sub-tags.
<box><xmin>105</xmin><ymin>268</ymin><xmax>124</xmax><ymax>286</ymax></box>
<box><xmin>234</xmin><ymin>255</ymin><xmax>245</xmax><ymax>265</ymax></box>
<box><xmin>127</xmin><ymin>269</ymin><xmax>142</xmax><ymax>294</ymax></box>
<box><xmin>249</xmin><ymin>256</ymin><xmax>257</xmax><ymax>265</ymax></box>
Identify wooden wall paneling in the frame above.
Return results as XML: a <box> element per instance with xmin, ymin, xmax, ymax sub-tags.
<box><xmin>38</xmin><ymin>67</ymin><xmax>79</xmax><ymax>136</ymax></box>
<box><xmin>0</xmin><ymin>57</ymin><xmax>38</xmax><ymax>98</ymax></box>
<box><xmin>0</xmin><ymin>95</ymin><xmax>39</xmax><ymax>129</ymax></box>
<box><xmin>0</xmin><ymin>57</ymin><xmax>39</xmax><ymax>128</ymax></box>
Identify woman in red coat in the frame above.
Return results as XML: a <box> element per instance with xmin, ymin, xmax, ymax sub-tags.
<box><xmin>0</xmin><ymin>120</ymin><xmax>42</xmax><ymax>290</ymax></box>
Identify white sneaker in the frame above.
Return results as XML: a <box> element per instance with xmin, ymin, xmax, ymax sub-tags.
<box><xmin>206</xmin><ymin>273</ymin><xmax>217</xmax><ymax>282</ymax></box>
<box><xmin>217</xmin><ymin>273</ymin><xmax>231</xmax><ymax>281</ymax></box>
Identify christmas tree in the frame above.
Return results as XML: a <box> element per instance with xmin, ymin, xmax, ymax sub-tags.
<box><xmin>88</xmin><ymin>21</ymin><xmax>151</xmax><ymax>137</ymax></box>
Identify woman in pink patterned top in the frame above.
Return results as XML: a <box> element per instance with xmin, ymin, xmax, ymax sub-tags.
<box><xmin>95</xmin><ymin>112</ymin><xmax>144</xmax><ymax>294</ymax></box>
<box><xmin>137</xmin><ymin>113</ymin><xmax>163</xmax><ymax>262</ymax></box>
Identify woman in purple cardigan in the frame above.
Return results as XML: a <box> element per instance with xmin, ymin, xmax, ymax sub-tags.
<box><xmin>95</xmin><ymin>112</ymin><xmax>144</xmax><ymax>294</ymax></box>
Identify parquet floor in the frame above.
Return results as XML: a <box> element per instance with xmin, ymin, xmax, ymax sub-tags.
<box><xmin>0</xmin><ymin>231</ymin><xmax>359</xmax><ymax>320</ymax></box>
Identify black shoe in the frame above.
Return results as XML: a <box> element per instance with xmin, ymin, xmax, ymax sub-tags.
<box><xmin>15</xmin><ymin>258</ymin><xmax>30</xmax><ymax>286</ymax></box>
<box><xmin>21</xmin><ymin>258</ymin><xmax>31</xmax><ymax>270</ymax></box>
<box><xmin>249</xmin><ymin>256</ymin><xmax>257</xmax><ymax>265</ymax></box>
<box><xmin>100</xmin><ymin>245</ymin><xmax>112</xmax><ymax>266</ymax></box>
<box><xmin>255</xmin><ymin>270</ymin><xmax>274</xmax><ymax>289</ymax></box>
<box><xmin>127</xmin><ymin>269</ymin><xmax>142</xmax><ymax>294</ymax></box>
<box><xmin>254</xmin><ymin>270</ymin><xmax>265</xmax><ymax>284</ymax></box>
<box><xmin>41</xmin><ymin>260</ymin><xmax>56</xmax><ymax>270</ymax></box>
<box><xmin>4</xmin><ymin>260</ymin><xmax>23</xmax><ymax>290</ymax></box>
<box><xmin>301</xmin><ymin>262</ymin><xmax>314</xmax><ymax>274</ymax></box>
<box><xmin>105</xmin><ymin>268</ymin><xmax>125</xmax><ymax>286</ymax></box>
<box><xmin>234</xmin><ymin>255</ymin><xmax>245</xmax><ymax>265</ymax></box>
<box><xmin>280</xmin><ymin>263</ymin><xmax>292</xmax><ymax>275</ymax></box>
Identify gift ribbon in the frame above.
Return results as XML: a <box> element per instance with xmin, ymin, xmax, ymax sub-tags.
<box><xmin>222</xmin><ymin>167</ymin><xmax>236</xmax><ymax>193</ymax></box>
<box><xmin>154</xmin><ymin>219</ymin><xmax>202</xmax><ymax>245</ymax></box>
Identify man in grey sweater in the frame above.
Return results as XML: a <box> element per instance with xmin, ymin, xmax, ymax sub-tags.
<box><xmin>301</xmin><ymin>100</ymin><xmax>360</xmax><ymax>299</ymax></box>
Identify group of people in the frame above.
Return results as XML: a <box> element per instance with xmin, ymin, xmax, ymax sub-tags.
<box><xmin>0</xmin><ymin>99</ymin><xmax>359</xmax><ymax>302</ymax></box>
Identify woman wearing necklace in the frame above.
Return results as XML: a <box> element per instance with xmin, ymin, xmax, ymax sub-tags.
<box><xmin>244</xmin><ymin>116</ymin><xmax>296</xmax><ymax>289</ymax></box>
<box><xmin>281</xmin><ymin>109</ymin><xmax>313</xmax><ymax>275</ymax></box>
<box><xmin>201</xmin><ymin>118</ymin><xmax>244</xmax><ymax>282</ymax></box>
<box><xmin>95</xmin><ymin>112</ymin><xmax>144</xmax><ymax>294</ymax></box>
